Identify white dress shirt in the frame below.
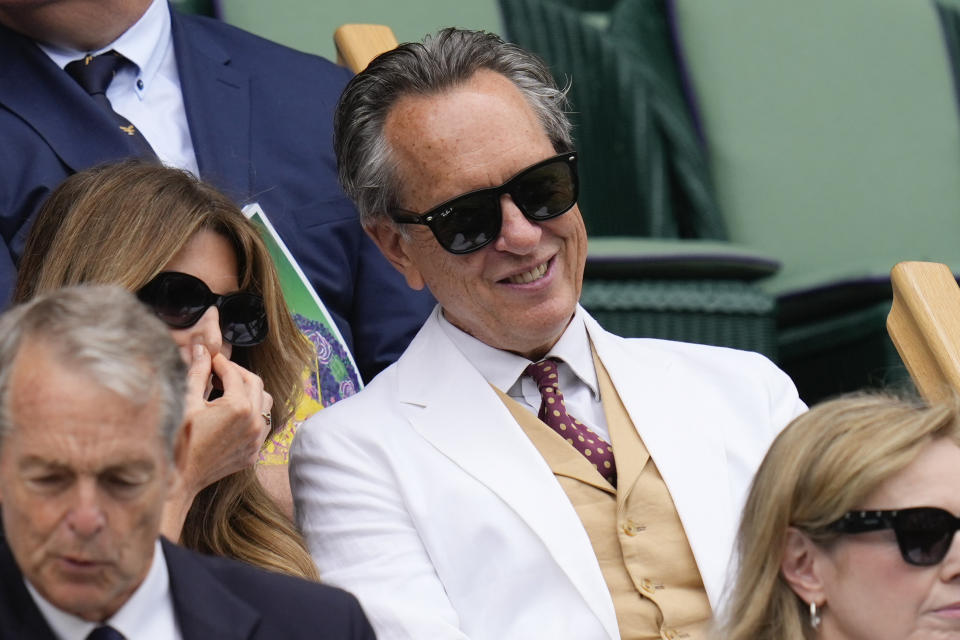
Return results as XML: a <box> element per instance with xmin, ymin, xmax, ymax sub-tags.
<box><xmin>25</xmin><ymin>539</ymin><xmax>183</xmax><ymax>640</ymax></box>
<box><xmin>36</xmin><ymin>0</ymin><xmax>199</xmax><ymax>175</ymax></box>
<box><xmin>438</xmin><ymin>305</ymin><xmax>611</xmax><ymax>442</ymax></box>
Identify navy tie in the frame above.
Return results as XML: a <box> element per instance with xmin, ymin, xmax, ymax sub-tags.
<box><xmin>65</xmin><ymin>50</ymin><xmax>155</xmax><ymax>157</ymax></box>
<box><xmin>85</xmin><ymin>626</ymin><xmax>126</xmax><ymax>640</ymax></box>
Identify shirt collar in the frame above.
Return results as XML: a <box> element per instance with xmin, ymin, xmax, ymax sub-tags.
<box><xmin>36</xmin><ymin>0</ymin><xmax>171</xmax><ymax>90</ymax></box>
<box><xmin>437</xmin><ymin>305</ymin><xmax>600</xmax><ymax>399</ymax></box>
<box><xmin>25</xmin><ymin>539</ymin><xmax>169</xmax><ymax>640</ymax></box>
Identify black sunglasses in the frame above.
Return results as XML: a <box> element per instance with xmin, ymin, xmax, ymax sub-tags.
<box><xmin>388</xmin><ymin>152</ymin><xmax>579</xmax><ymax>254</ymax></box>
<box><xmin>137</xmin><ymin>271</ymin><xmax>268</xmax><ymax>347</ymax></box>
<box><xmin>826</xmin><ymin>507</ymin><xmax>960</xmax><ymax>566</ymax></box>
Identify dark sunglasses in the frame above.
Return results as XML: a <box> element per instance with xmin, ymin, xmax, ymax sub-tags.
<box><xmin>137</xmin><ymin>271</ymin><xmax>268</xmax><ymax>347</ymax></box>
<box><xmin>826</xmin><ymin>507</ymin><xmax>960</xmax><ymax>566</ymax></box>
<box><xmin>388</xmin><ymin>152</ymin><xmax>579</xmax><ymax>254</ymax></box>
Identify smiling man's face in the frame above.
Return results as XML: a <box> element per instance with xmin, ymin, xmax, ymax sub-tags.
<box><xmin>0</xmin><ymin>339</ymin><xmax>174</xmax><ymax>622</ymax></box>
<box><xmin>372</xmin><ymin>70</ymin><xmax>587</xmax><ymax>360</ymax></box>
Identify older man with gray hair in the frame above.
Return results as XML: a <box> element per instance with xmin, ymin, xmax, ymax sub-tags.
<box><xmin>292</xmin><ymin>28</ymin><xmax>805</xmax><ymax>640</ymax></box>
<box><xmin>0</xmin><ymin>285</ymin><xmax>374</xmax><ymax>640</ymax></box>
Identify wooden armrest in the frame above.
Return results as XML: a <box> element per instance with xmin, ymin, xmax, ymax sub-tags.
<box><xmin>334</xmin><ymin>24</ymin><xmax>399</xmax><ymax>73</ymax></box>
<box><xmin>887</xmin><ymin>261</ymin><xmax>960</xmax><ymax>402</ymax></box>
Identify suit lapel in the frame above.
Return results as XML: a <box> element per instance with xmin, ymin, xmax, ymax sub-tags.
<box><xmin>171</xmin><ymin>12</ymin><xmax>251</xmax><ymax>195</ymax></box>
<box><xmin>0</xmin><ymin>24</ymin><xmax>140</xmax><ymax>171</ymax></box>
<box><xmin>585</xmin><ymin>314</ymin><xmax>733</xmax><ymax>606</ymax></box>
<box><xmin>162</xmin><ymin>539</ymin><xmax>259</xmax><ymax>640</ymax></box>
<box><xmin>395</xmin><ymin>315</ymin><xmax>619</xmax><ymax>640</ymax></box>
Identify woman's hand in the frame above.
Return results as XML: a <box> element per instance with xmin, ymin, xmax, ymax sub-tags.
<box><xmin>181</xmin><ymin>344</ymin><xmax>273</xmax><ymax>488</ymax></box>
<box><xmin>162</xmin><ymin>341</ymin><xmax>272</xmax><ymax>540</ymax></box>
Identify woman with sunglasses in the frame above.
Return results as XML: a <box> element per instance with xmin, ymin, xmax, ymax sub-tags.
<box><xmin>14</xmin><ymin>159</ymin><xmax>317</xmax><ymax>580</ymax></box>
<box><xmin>718</xmin><ymin>393</ymin><xmax>960</xmax><ymax>640</ymax></box>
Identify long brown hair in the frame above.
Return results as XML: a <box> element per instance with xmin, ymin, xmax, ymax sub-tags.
<box><xmin>16</xmin><ymin>159</ymin><xmax>318</xmax><ymax>580</ymax></box>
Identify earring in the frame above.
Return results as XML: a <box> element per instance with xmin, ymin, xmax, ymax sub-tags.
<box><xmin>809</xmin><ymin>601</ymin><xmax>822</xmax><ymax>630</ymax></box>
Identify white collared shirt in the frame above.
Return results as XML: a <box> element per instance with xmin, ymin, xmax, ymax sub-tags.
<box><xmin>438</xmin><ymin>305</ymin><xmax>611</xmax><ymax>442</ymax></box>
<box><xmin>36</xmin><ymin>0</ymin><xmax>199</xmax><ymax>175</ymax></box>
<box><xmin>25</xmin><ymin>539</ymin><xmax>183</xmax><ymax>640</ymax></box>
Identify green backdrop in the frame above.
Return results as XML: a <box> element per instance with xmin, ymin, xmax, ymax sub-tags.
<box><xmin>220</xmin><ymin>0</ymin><xmax>504</xmax><ymax>62</ymax></box>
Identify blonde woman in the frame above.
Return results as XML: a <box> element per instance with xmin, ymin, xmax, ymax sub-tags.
<box><xmin>719</xmin><ymin>393</ymin><xmax>960</xmax><ymax>640</ymax></box>
<box><xmin>15</xmin><ymin>160</ymin><xmax>318</xmax><ymax>580</ymax></box>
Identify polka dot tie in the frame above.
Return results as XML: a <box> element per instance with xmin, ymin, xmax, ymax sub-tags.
<box><xmin>85</xmin><ymin>626</ymin><xmax>126</xmax><ymax>640</ymax></box>
<box><xmin>524</xmin><ymin>358</ymin><xmax>617</xmax><ymax>486</ymax></box>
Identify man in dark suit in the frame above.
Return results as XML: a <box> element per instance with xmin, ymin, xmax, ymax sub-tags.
<box><xmin>0</xmin><ymin>0</ymin><xmax>434</xmax><ymax>381</ymax></box>
<box><xmin>0</xmin><ymin>284</ymin><xmax>376</xmax><ymax>639</ymax></box>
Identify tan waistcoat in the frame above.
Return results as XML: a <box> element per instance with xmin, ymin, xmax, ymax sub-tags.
<box><xmin>494</xmin><ymin>355</ymin><xmax>711</xmax><ymax>640</ymax></box>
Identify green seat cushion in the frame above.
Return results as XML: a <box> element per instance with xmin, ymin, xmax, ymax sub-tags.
<box><xmin>586</xmin><ymin>236</ymin><xmax>779</xmax><ymax>280</ymax></box>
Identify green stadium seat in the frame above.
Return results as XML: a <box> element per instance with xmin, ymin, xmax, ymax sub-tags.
<box><xmin>502</xmin><ymin>0</ymin><xmax>960</xmax><ymax>401</ymax></box>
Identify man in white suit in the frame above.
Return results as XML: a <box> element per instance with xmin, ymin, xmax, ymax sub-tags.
<box><xmin>291</xmin><ymin>28</ymin><xmax>806</xmax><ymax>640</ymax></box>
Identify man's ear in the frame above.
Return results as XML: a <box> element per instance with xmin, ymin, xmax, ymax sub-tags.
<box><xmin>365</xmin><ymin>219</ymin><xmax>426</xmax><ymax>291</ymax></box>
<box><xmin>781</xmin><ymin>527</ymin><xmax>828</xmax><ymax>608</ymax></box>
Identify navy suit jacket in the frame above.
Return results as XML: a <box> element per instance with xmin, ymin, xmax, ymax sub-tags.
<box><xmin>0</xmin><ymin>8</ymin><xmax>433</xmax><ymax>381</ymax></box>
<box><xmin>0</xmin><ymin>536</ymin><xmax>377</xmax><ymax>639</ymax></box>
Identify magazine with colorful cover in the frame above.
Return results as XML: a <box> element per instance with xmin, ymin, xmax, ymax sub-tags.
<box><xmin>243</xmin><ymin>203</ymin><xmax>362</xmax><ymax>463</ymax></box>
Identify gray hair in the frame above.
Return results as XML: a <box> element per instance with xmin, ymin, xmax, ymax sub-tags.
<box><xmin>334</xmin><ymin>27</ymin><xmax>574</xmax><ymax>228</ymax></box>
<box><xmin>0</xmin><ymin>284</ymin><xmax>187</xmax><ymax>455</ymax></box>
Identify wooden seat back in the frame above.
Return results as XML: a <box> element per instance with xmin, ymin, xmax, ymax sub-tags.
<box><xmin>334</xmin><ymin>24</ymin><xmax>399</xmax><ymax>72</ymax></box>
<box><xmin>887</xmin><ymin>261</ymin><xmax>960</xmax><ymax>402</ymax></box>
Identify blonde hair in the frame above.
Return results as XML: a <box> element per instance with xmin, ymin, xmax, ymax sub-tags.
<box><xmin>15</xmin><ymin>160</ymin><xmax>318</xmax><ymax>580</ymax></box>
<box><xmin>719</xmin><ymin>392</ymin><xmax>960</xmax><ymax>640</ymax></box>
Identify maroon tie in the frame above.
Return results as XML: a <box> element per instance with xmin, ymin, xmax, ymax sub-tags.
<box><xmin>524</xmin><ymin>359</ymin><xmax>617</xmax><ymax>486</ymax></box>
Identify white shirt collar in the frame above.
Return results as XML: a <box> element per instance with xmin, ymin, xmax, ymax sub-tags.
<box><xmin>25</xmin><ymin>539</ymin><xmax>174</xmax><ymax>640</ymax></box>
<box><xmin>437</xmin><ymin>304</ymin><xmax>600</xmax><ymax>399</ymax></box>
<box><xmin>36</xmin><ymin>0</ymin><xmax>171</xmax><ymax>94</ymax></box>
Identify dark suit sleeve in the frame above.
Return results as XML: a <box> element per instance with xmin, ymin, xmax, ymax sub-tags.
<box><xmin>0</xmin><ymin>81</ymin><xmax>70</xmax><ymax>306</ymax></box>
<box><xmin>0</xmin><ymin>236</ymin><xmax>17</xmax><ymax>305</ymax></box>
<box><xmin>350</xmin><ymin>235</ymin><xmax>435</xmax><ymax>380</ymax></box>
<box><xmin>340</xmin><ymin>590</ymin><xmax>378</xmax><ymax>640</ymax></box>
<box><xmin>166</xmin><ymin>539</ymin><xmax>378</xmax><ymax>640</ymax></box>
<box><xmin>0</xmin><ymin>120</ymin><xmax>67</xmax><ymax>306</ymax></box>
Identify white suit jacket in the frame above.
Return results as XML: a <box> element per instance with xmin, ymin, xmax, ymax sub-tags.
<box><xmin>291</xmin><ymin>306</ymin><xmax>805</xmax><ymax>640</ymax></box>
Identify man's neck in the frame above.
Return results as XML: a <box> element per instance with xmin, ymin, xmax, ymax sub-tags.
<box><xmin>439</xmin><ymin>308</ymin><xmax>575</xmax><ymax>362</ymax></box>
<box><xmin>0</xmin><ymin>0</ymin><xmax>153</xmax><ymax>51</ymax></box>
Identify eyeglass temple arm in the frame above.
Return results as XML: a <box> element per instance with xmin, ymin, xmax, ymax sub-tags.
<box><xmin>388</xmin><ymin>210</ymin><xmax>430</xmax><ymax>225</ymax></box>
<box><xmin>828</xmin><ymin>511</ymin><xmax>898</xmax><ymax>533</ymax></box>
